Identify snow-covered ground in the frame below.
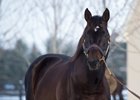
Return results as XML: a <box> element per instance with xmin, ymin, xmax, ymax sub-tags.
<box><xmin>0</xmin><ymin>95</ymin><xmax>25</xmax><ymax>100</ymax></box>
<box><xmin>111</xmin><ymin>89</ymin><xmax>128</xmax><ymax>100</ymax></box>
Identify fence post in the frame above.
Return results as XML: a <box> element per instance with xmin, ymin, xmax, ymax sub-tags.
<box><xmin>19</xmin><ymin>80</ymin><xmax>23</xmax><ymax>100</ymax></box>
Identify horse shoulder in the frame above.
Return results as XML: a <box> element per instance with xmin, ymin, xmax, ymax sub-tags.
<box><xmin>55</xmin><ymin>62</ymin><xmax>76</xmax><ymax>100</ymax></box>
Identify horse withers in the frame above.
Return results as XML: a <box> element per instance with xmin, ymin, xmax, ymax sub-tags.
<box><xmin>25</xmin><ymin>8</ymin><xmax>111</xmax><ymax>100</ymax></box>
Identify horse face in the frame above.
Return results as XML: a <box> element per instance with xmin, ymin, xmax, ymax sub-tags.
<box><xmin>83</xmin><ymin>8</ymin><xmax>110</xmax><ymax>57</ymax></box>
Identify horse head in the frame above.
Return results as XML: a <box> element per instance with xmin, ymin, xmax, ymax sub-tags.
<box><xmin>81</xmin><ymin>8</ymin><xmax>110</xmax><ymax>59</ymax></box>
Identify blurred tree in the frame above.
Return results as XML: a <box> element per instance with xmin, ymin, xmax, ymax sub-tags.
<box><xmin>46</xmin><ymin>37</ymin><xmax>75</xmax><ymax>56</ymax></box>
<box><xmin>15</xmin><ymin>39</ymin><xmax>28</xmax><ymax>55</ymax></box>
<box><xmin>61</xmin><ymin>42</ymin><xmax>75</xmax><ymax>56</ymax></box>
<box><xmin>0</xmin><ymin>0</ymin><xmax>134</xmax><ymax>89</ymax></box>
<box><xmin>0</xmin><ymin>0</ymin><xmax>132</xmax><ymax>55</ymax></box>
<box><xmin>34</xmin><ymin>0</ymin><xmax>85</xmax><ymax>53</ymax></box>
<box><xmin>0</xmin><ymin>39</ymin><xmax>29</xmax><ymax>89</ymax></box>
<box><xmin>29</xmin><ymin>44</ymin><xmax>41</xmax><ymax>62</ymax></box>
<box><xmin>107</xmin><ymin>42</ymin><xmax>127</xmax><ymax>82</ymax></box>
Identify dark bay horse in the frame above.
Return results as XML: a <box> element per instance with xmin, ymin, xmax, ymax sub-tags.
<box><xmin>25</xmin><ymin>8</ymin><xmax>111</xmax><ymax>100</ymax></box>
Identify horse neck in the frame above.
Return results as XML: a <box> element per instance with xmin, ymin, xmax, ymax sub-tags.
<box><xmin>70</xmin><ymin>27</ymin><xmax>105</xmax><ymax>89</ymax></box>
<box><xmin>71</xmin><ymin>52</ymin><xmax>106</xmax><ymax>93</ymax></box>
<box><xmin>71</xmin><ymin>25</ymin><xmax>90</xmax><ymax>62</ymax></box>
<box><xmin>71</xmin><ymin>35</ymin><xmax>85</xmax><ymax>62</ymax></box>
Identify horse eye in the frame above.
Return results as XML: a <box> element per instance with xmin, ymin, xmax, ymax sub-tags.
<box><xmin>94</xmin><ymin>26</ymin><xmax>100</xmax><ymax>32</ymax></box>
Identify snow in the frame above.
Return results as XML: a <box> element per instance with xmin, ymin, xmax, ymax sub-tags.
<box><xmin>0</xmin><ymin>95</ymin><xmax>25</xmax><ymax>100</ymax></box>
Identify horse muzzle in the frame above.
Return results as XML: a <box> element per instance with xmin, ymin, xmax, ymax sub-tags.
<box><xmin>87</xmin><ymin>59</ymin><xmax>100</xmax><ymax>71</ymax></box>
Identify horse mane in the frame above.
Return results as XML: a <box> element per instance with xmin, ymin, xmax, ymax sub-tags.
<box><xmin>71</xmin><ymin>26</ymin><xmax>89</xmax><ymax>62</ymax></box>
<box><xmin>71</xmin><ymin>34</ymin><xmax>85</xmax><ymax>62</ymax></box>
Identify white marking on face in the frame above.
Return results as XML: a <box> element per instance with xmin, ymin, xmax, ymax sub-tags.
<box><xmin>94</xmin><ymin>26</ymin><xmax>100</xmax><ymax>32</ymax></box>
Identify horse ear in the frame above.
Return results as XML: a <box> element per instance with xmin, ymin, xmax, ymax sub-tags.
<box><xmin>84</xmin><ymin>8</ymin><xmax>92</xmax><ymax>23</ymax></box>
<box><xmin>102</xmin><ymin>8</ymin><xmax>110</xmax><ymax>23</ymax></box>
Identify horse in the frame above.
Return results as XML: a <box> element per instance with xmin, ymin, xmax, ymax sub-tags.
<box><xmin>24</xmin><ymin>8</ymin><xmax>111</xmax><ymax>100</ymax></box>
